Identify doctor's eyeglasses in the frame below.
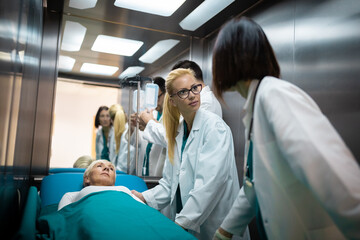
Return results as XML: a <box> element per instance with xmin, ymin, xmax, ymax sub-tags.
<box><xmin>170</xmin><ymin>84</ymin><xmax>203</xmax><ymax>99</ymax></box>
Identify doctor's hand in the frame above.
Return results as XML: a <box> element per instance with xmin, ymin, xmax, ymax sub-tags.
<box><xmin>138</xmin><ymin>109</ymin><xmax>156</xmax><ymax>131</ymax></box>
<box><xmin>131</xmin><ymin>190</ymin><xmax>146</xmax><ymax>203</ymax></box>
<box><xmin>212</xmin><ymin>228</ymin><xmax>233</xmax><ymax>240</ymax></box>
<box><xmin>130</xmin><ymin>113</ymin><xmax>138</xmax><ymax>128</ymax></box>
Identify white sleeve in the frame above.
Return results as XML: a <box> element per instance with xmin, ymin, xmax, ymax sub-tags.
<box><xmin>220</xmin><ymin>187</ymin><xmax>256</xmax><ymax>236</ymax></box>
<box><xmin>143</xmin><ymin>120</ymin><xmax>167</xmax><ymax>148</ymax></box>
<box><xmin>142</xmin><ymin>155</ymin><xmax>172</xmax><ymax>210</ymax></box>
<box><xmin>58</xmin><ymin>192</ymin><xmax>78</xmax><ymax>210</ymax></box>
<box><xmin>95</xmin><ymin>129</ymin><xmax>102</xmax><ymax>159</ymax></box>
<box><xmin>199</xmin><ymin>88</ymin><xmax>223</xmax><ymax>118</ymax></box>
<box><xmin>260</xmin><ymin>81</ymin><xmax>360</xmax><ymax>239</ymax></box>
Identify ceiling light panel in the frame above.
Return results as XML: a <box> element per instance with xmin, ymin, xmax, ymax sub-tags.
<box><xmin>80</xmin><ymin>63</ymin><xmax>119</xmax><ymax>76</ymax></box>
<box><xmin>179</xmin><ymin>0</ymin><xmax>235</xmax><ymax>31</ymax></box>
<box><xmin>119</xmin><ymin>66</ymin><xmax>145</xmax><ymax>79</ymax></box>
<box><xmin>91</xmin><ymin>35</ymin><xmax>143</xmax><ymax>56</ymax></box>
<box><xmin>69</xmin><ymin>0</ymin><xmax>97</xmax><ymax>9</ymax></box>
<box><xmin>58</xmin><ymin>56</ymin><xmax>76</xmax><ymax>72</ymax></box>
<box><xmin>139</xmin><ymin>39</ymin><xmax>180</xmax><ymax>64</ymax></box>
<box><xmin>61</xmin><ymin>21</ymin><xmax>87</xmax><ymax>51</ymax></box>
<box><xmin>114</xmin><ymin>0</ymin><xmax>186</xmax><ymax>17</ymax></box>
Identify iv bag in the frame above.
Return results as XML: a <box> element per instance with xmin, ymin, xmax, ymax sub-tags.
<box><xmin>145</xmin><ymin>83</ymin><xmax>159</xmax><ymax>110</ymax></box>
<box><xmin>132</xmin><ymin>90</ymin><xmax>145</xmax><ymax>112</ymax></box>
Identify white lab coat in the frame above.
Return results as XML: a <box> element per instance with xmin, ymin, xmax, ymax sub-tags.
<box><xmin>109</xmin><ymin>123</ymin><xmax>136</xmax><ymax>174</ymax></box>
<box><xmin>139</xmin><ymin>114</ymin><xmax>167</xmax><ymax>176</ymax></box>
<box><xmin>95</xmin><ymin>126</ymin><xmax>113</xmax><ymax>160</ymax></box>
<box><xmin>221</xmin><ymin>77</ymin><xmax>360</xmax><ymax>240</ymax></box>
<box><xmin>142</xmin><ymin>109</ymin><xmax>240</xmax><ymax>240</ymax></box>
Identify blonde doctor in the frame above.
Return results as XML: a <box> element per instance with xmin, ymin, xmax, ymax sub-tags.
<box><xmin>132</xmin><ymin>68</ymin><xmax>240</xmax><ymax>240</ymax></box>
<box><xmin>212</xmin><ymin>17</ymin><xmax>360</xmax><ymax>240</ymax></box>
<box><xmin>108</xmin><ymin>104</ymin><xmax>135</xmax><ymax>174</ymax></box>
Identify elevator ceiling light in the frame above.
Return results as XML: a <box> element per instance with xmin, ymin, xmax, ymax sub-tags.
<box><xmin>80</xmin><ymin>63</ymin><xmax>119</xmax><ymax>76</ymax></box>
<box><xmin>114</xmin><ymin>0</ymin><xmax>185</xmax><ymax>17</ymax></box>
<box><xmin>58</xmin><ymin>56</ymin><xmax>76</xmax><ymax>72</ymax></box>
<box><xmin>69</xmin><ymin>0</ymin><xmax>97</xmax><ymax>9</ymax></box>
<box><xmin>179</xmin><ymin>0</ymin><xmax>235</xmax><ymax>31</ymax></box>
<box><xmin>139</xmin><ymin>39</ymin><xmax>180</xmax><ymax>64</ymax></box>
<box><xmin>61</xmin><ymin>21</ymin><xmax>87</xmax><ymax>51</ymax></box>
<box><xmin>119</xmin><ymin>66</ymin><xmax>145</xmax><ymax>79</ymax></box>
<box><xmin>91</xmin><ymin>35</ymin><xmax>143</xmax><ymax>56</ymax></box>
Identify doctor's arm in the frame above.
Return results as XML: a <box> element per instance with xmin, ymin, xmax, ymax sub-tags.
<box><xmin>141</xmin><ymin>155</ymin><xmax>173</xmax><ymax>210</ymax></box>
<box><xmin>143</xmin><ymin>120</ymin><xmax>167</xmax><ymax>148</ymax></box>
<box><xmin>218</xmin><ymin>187</ymin><xmax>256</xmax><ymax>237</ymax></box>
<box><xmin>261</xmin><ymin>85</ymin><xmax>360</xmax><ymax>239</ymax></box>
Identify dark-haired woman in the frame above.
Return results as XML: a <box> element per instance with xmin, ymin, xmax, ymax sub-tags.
<box><xmin>95</xmin><ymin>106</ymin><xmax>113</xmax><ymax>160</ymax></box>
<box><xmin>212</xmin><ymin>17</ymin><xmax>360</xmax><ymax>240</ymax></box>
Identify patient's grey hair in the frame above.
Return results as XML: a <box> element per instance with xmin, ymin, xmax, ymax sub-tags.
<box><xmin>83</xmin><ymin>160</ymin><xmax>116</xmax><ymax>186</ymax></box>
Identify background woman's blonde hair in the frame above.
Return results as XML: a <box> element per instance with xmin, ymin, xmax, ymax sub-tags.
<box><xmin>163</xmin><ymin>68</ymin><xmax>196</xmax><ymax>163</ymax></box>
<box><xmin>73</xmin><ymin>155</ymin><xmax>94</xmax><ymax>168</ymax></box>
<box><xmin>109</xmin><ymin>104</ymin><xmax>126</xmax><ymax>154</ymax></box>
<box><xmin>83</xmin><ymin>159</ymin><xmax>115</xmax><ymax>186</ymax></box>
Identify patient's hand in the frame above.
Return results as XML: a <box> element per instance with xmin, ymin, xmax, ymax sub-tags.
<box><xmin>131</xmin><ymin>190</ymin><xmax>146</xmax><ymax>203</ymax></box>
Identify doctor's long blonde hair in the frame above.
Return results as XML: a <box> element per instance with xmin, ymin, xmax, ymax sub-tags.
<box><xmin>163</xmin><ymin>68</ymin><xmax>195</xmax><ymax>164</ymax></box>
<box><xmin>109</xmin><ymin>104</ymin><xmax>126</xmax><ymax>154</ymax></box>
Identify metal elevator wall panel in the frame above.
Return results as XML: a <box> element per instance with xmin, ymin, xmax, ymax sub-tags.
<box><xmin>202</xmin><ymin>0</ymin><xmax>360</xmax><ymax>176</ymax></box>
<box><xmin>256</xmin><ymin>0</ymin><xmax>360</xmax><ymax>162</ymax></box>
<box><xmin>0</xmin><ymin>0</ymin><xmax>43</xmax><ymax>237</ymax></box>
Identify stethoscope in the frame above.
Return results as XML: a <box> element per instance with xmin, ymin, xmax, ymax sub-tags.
<box><xmin>243</xmin><ymin>80</ymin><xmax>261</xmax><ymax>189</ymax></box>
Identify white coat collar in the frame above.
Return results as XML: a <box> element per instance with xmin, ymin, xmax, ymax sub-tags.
<box><xmin>175</xmin><ymin>109</ymin><xmax>203</xmax><ymax>158</ymax></box>
<box><xmin>242</xmin><ymin>79</ymin><xmax>260</xmax><ymax>130</ymax></box>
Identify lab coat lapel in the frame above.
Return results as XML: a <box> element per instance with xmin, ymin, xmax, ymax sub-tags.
<box><xmin>175</xmin><ymin>119</ymin><xmax>184</xmax><ymax>164</ymax></box>
<box><xmin>185</xmin><ymin>109</ymin><xmax>201</xmax><ymax>148</ymax></box>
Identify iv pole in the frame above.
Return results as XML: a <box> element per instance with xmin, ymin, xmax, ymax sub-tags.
<box><xmin>119</xmin><ymin>75</ymin><xmax>151</xmax><ymax>175</ymax></box>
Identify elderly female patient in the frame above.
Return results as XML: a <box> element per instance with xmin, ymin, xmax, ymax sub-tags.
<box><xmin>58</xmin><ymin>160</ymin><xmax>143</xmax><ymax>210</ymax></box>
<box><xmin>38</xmin><ymin>159</ymin><xmax>195</xmax><ymax>239</ymax></box>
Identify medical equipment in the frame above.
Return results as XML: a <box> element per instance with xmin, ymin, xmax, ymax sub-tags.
<box><xmin>132</xmin><ymin>83</ymin><xmax>159</xmax><ymax>112</ymax></box>
<box><xmin>145</xmin><ymin>83</ymin><xmax>159</xmax><ymax>110</ymax></box>
<box><xmin>132</xmin><ymin>89</ymin><xmax>145</xmax><ymax>112</ymax></box>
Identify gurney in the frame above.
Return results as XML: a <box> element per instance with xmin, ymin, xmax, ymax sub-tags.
<box><xmin>15</xmin><ymin>170</ymin><xmax>195</xmax><ymax>240</ymax></box>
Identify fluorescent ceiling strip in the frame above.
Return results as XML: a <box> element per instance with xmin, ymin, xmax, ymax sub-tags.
<box><xmin>92</xmin><ymin>35</ymin><xmax>143</xmax><ymax>56</ymax></box>
<box><xmin>179</xmin><ymin>0</ymin><xmax>235</xmax><ymax>31</ymax></box>
<box><xmin>61</xmin><ymin>21</ymin><xmax>87</xmax><ymax>51</ymax></box>
<box><xmin>80</xmin><ymin>63</ymin><xmax>119</xmax><ymax>76</ymax></box>
<box><xmin>69</xmin><ymin>0</ymin><xmax>97</xmax><ymax>9</ymax></box>
<box><xmin>58</xmin><ymin>56</ymin><xmax>76</xmax><ymax>72</ymax></box>
<box><xmin>114</xmin><ymin>0</ymin><xmax>185</xmax><ymax>17</ymax></box>
<box><xmin>119</xmin><ymin>66</ymin><xmax>145</xmax><ymax>79</ymax></box>
<box><xmin>139</xmin><ymin>39</ymin><xmax>180</xmax><ymax>64</ymax></box>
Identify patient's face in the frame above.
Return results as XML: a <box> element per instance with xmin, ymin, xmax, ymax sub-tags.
<box><xmin>85</xmin><ymin>161</ymin><xmax>116</xmax><ymax>186</ymax></box>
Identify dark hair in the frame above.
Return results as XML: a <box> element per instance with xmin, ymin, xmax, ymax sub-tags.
<box><xmin>95</xmin><ymin>106</ymin><xmax>109</xmax><ymax>128</ymax></box>
<box><xmin>212</xmin><ymin>17</ymin><xmax>280</xmax><ymax>99</ymax></box>
<box><xmin>153</xmin><ymin>76</ymin><xmax>165</xmax><ymax>93</ymax></box>
<box><xmin>171</xmin><ymin>60</ymin><xmax>203</xmax><ymax>82</ymax></box>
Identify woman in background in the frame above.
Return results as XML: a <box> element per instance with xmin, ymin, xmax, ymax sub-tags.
<box><xmin>73</xmin><ymin>155</ymin><xmax>94</xmax><ymax>168</ymax></box>
<box><xmin>109</xmin><ymin>104</ymin><xmax>135</xmax><ymax>174</ymax></box>
<box><xmin>212</xmin><ymin>17</ymin><xmax>360</xmax><ymax>240</ymax></box>
<box><xmin>95</xmin><ymin>106</ymin><xmax>112</xmax><ymax>160</ymax></box>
